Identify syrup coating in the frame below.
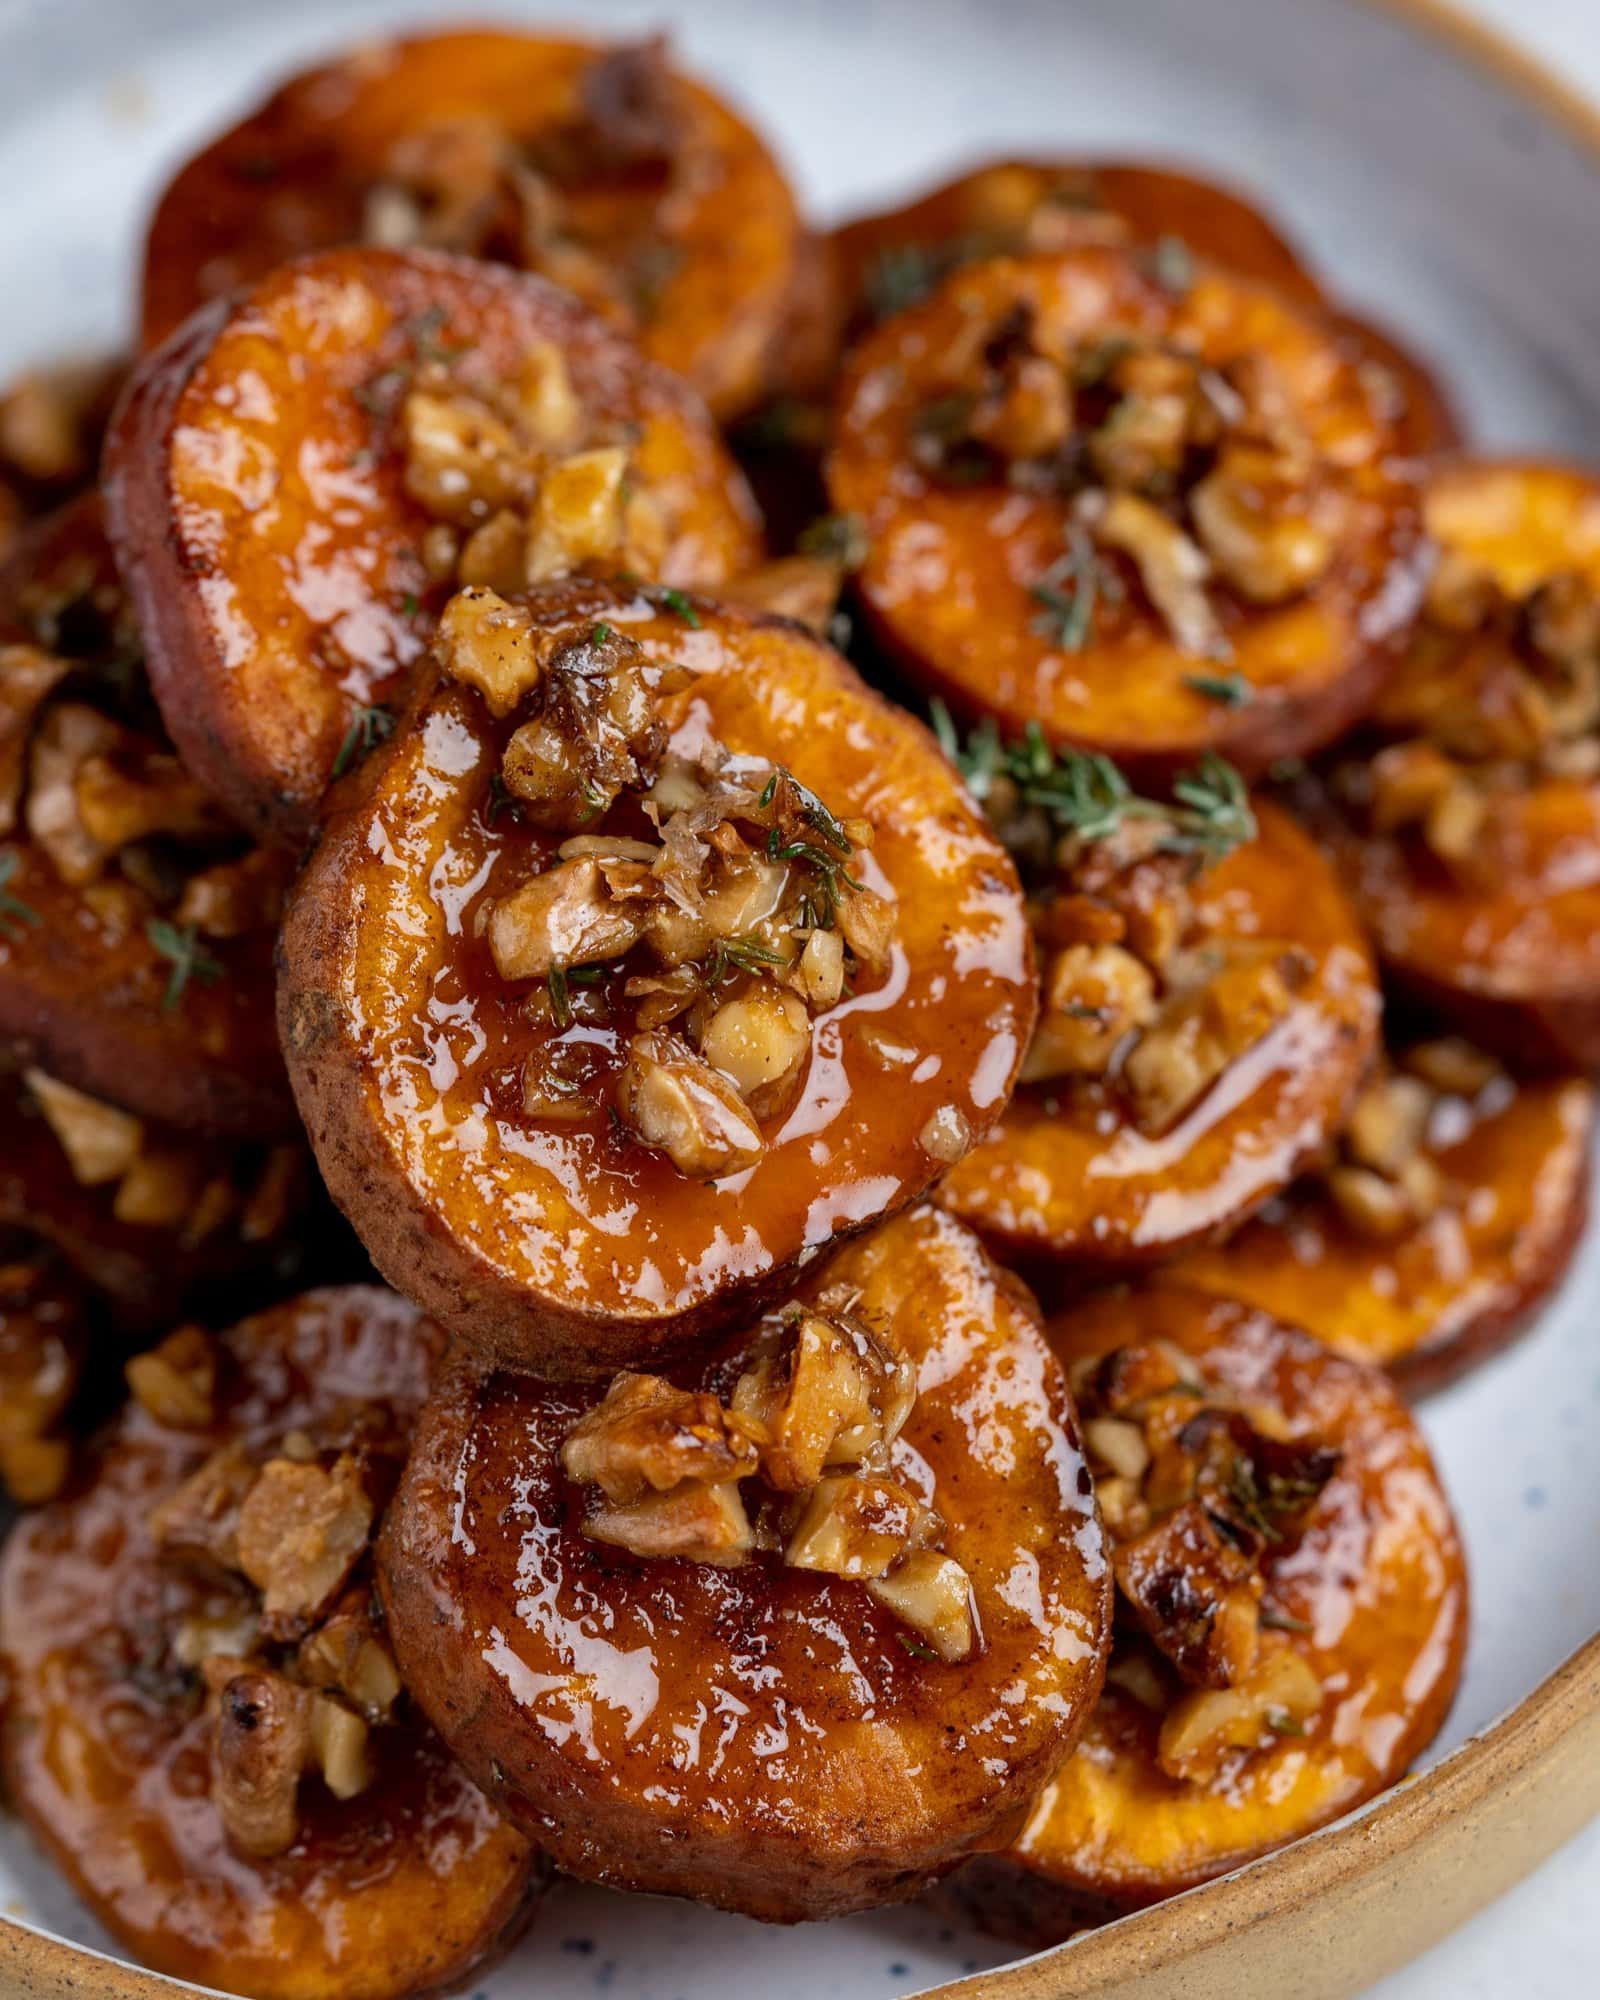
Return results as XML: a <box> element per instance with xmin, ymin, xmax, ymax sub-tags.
<box><xmin>826</xmin><ymin>246</ymin><xmax>1427</xmax><ymax>775</ymax></box>
<box><xmin>379</xmin><ymin>1205</ymin><xmax>1112</xmax><ymax>1922</ymax></box>
<box><xmin>278</xmin><ymin>584</ymin><xmax>1037</xmax><ymax>1376</ymax></box>
<box><xmin>137</xmin><ymin>29</ymin><xmax>806</xmax><ymax>421</ymax></box>
<box><xmin>0</xmin><ymin>1287</ymin><xmax>541</xmax><ymax>2000</ymax></box>
<box><xmin>105</xmin><ymin>246</ymin><xmax>762</xmax><ymax>846</ymax></box>
<box><xmin>937</xmin><ymin>800</ymin><xmax>1380</xmax><ymax>1268</ymax></box>
<box><xmin>952</xmin><ymin>1285</ymin><xmax>1467</xmax><ymax>1939</ymax></box>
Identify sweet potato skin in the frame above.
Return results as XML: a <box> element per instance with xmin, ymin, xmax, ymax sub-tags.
<box><xmin>1170</xmin><ymin>1071</ymin><xmax>1592</xmax><ymax>1392</ymax></box>
<box><xmin>0</xmin><ymin>499</ymin><xmax>293</xmax><ymax>1134</ymax></box>
<box><xmin>937</xmin><ymin>800</ymin><xmax>1381</xmax><ymax>1267</ymax></box>
<box><xmin>106</xmin><ymin>247</ymin><xmax>763</xmax><ymax>848</ymax></box>
<box><xmin>279</xmin><ymin>585</ymin><xmax>1036</xmax><ymax>1377</ymax></box>
<box><xmin>137</xmin><ymin>29</ymin><xmax>806</xmax><ymax>421</ymax></box>
<box><xmin>948</xmin><ymin>1287</ymin><xmax>1467</xmax><ymax>1940</ymax></box>
<box><xmin>0</xmin><ymin>1287</ymin><xmax>541</xmax><ymax>2000</ymax></box>
<box><xmin>379</xmin><ymin>1205</ymin><xmax>1112</xmax><ymax>1922</ymax></box>
<box><xmin>826</xmin><ymin>247</ymin><xmax>1428</xmax><ymax>777</ymax></box>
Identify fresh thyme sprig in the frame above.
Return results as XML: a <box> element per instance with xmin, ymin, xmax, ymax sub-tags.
<box><xmin>1030</xmin><ymin>525</ymin><xmax>1124</xmax><ymax>653</ymax></box>
<box><xmin>0</xmin><ymin>851</ymin><xmax>40</xmax><ymax>938</ymax></box>
<box><xmin>333</xmin><ymin>703</ymin><xmax>395</xmax><ymax>779</ymax></box>
<box><xmin>145</xmin><ymin>919</ymin><xmax>224</xmax><ymax>1013</ymax></box>
<box><xmin>546</xmin><ymin>962</ymin><xmax>606</xmax><ymax>1029</ymax></box>
<box><xmin>705</xmin><ymin>933</ymin><xmax>787</xmax><ymax>985</ymax></box>
<box><xmin>930</xmin><ymin>702</ymin><xmax>1256</xmax><ymax>863</ymax></box>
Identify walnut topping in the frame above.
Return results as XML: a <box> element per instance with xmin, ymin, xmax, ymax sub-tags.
<box><xmin>614</xmin><ymin>1030</ymin><xmax>767</xmax><ymax>1178</ymax></box>
<box><xmin>24</xmin><ymin>1068</ymin><xmax>143</xmax><ymax>1184</ymax></box>
<box><xmin>1121</xmin><ymin>943</ymin><xmax>1310</xmax><ymax>1135</ymax></box>
<box><xmin>562</xmin><ymin>1299</ymin><xmax>975</xmax><ymax>1659</ymax></box>
<box><xmin>125</xmin><ymin>1326</ymin><xmax>216</xmax><ymax>1430</ymax></box>
<box><xmin>1078</xmin><ymin>1339</ymin><xmax>1337</xmax><ymax>1782</ymax></box>
<box><xmin>235</xmin><ymin>1454</ymin><xmax>376</xmax><ymax>1641</ymax></box>
<box><xmin>0</xmin><ymin>1259</ymin><xmax>83</xmax><ymax>1504</ymax></box>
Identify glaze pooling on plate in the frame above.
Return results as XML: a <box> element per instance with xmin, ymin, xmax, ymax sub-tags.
<box><xmin>1</xmin><ymin>0</ymin><xmax>1599</xmax><ymax>1995</ymax></box>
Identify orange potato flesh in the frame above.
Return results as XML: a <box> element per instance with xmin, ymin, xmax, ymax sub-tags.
<box><xmin>105</xmin><ymin>246</ymin><xmax>763</xmax><ymax>847</ymax></box>
<box><xmin>937</xmin><ymin>800</ymin><xmax>1380</xmax><ymax>1267</ymax></box>
<box><xmin>825</xmin><ymin>247</ymin><xmax>1427</xmax><ymax>776</ymax></box>
<box><xmin>0</xmin><ymin>498</ymin><xmax>293</xmax><ymax>1136</ymax></box>
<box><xmin>1169</xmin><ymin>1068</ymin><xmax>1592</xmax><ymax>1392</ymax></box>
<box><xmin>952</xmin><ymin>1286</ymin><xmax>1466</xmax><ymax>1939</ymax></box>
<box><xmin>1323</xmin><ymin>461</ymin><xmax>1600</xmax><ymax>1062</ymax></box>
<box><xmin>379</xmin><ymin>1205</ymin><xmax>1112</xmax><ymax>1922</ymax></box>
<box><xmin>0</xmin><ymin>1287</ymin><xmax>541</xmax><ymax>2000</ymax></box>
<box><xmin>137</xmin><ymin>29</ymin><xmax>806</xmax><ymax>421</ymax></box>
<box><xmin>278</xmin><ymin>583</ymin><xmax>1036</xmax><ymax>1377</ymax></box>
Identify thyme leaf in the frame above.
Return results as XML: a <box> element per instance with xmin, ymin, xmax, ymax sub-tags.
<box><xmin>704</xmin><ymin>933</ymin><xmax>787</xmax><ymax>985</ymax></box>
<box><xmin>145</xmin><ymin>920</ymin><xmax>224</xmax><ymax>1013</ymax></box>
<box><xmin>1030</xmin><ymin>525</ymin><xmax>1124</xmax><ymax>652</ymax></box>
<box><xmin>333</xmin><ymin>703</ymin><xmax>395</xmax><ymax>779</ymax></box>
<box><xmin>0</xmin><ymin>851</ymin><xmax>40</xmax><ymax>938</ymax></box>
<box><xmin>656</xmin><ymin>587</ymin><xmax>702</xmax><ymax>629</ymax></box>
<box><xmin>1183</xmin><ymin>671</ymin><xmax>1253</xmax><ymax>708</ymax></box>
<box><xmin>797</xmin><ymin>512</ymin><xmax>870</xmax><ymax>570</ymax></box>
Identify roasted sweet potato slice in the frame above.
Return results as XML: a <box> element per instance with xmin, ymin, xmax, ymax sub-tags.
<box><xmin>949</xmin><ymin>1285</ymin><xmax>1466</xmax><ymax>1939</ymax></box>
<box><xmin>0</xmin><ymin>1287</ymin><xmax>542</xmax><ymax>2000</ymax></box>
<box><xmin>1317</xmin><ymin>460</ymin><xmax>1600</xmax><ymax>1068</ymax></box>
<box><xmin>106</xmin><ymin>246</ymin><xmax>763</xmax><ymax>847</ymax></box>
<box><xmin>137</xmin><ymin>29</ymin><xmax>806</xmax><ymax>421</ymax></box>
<box><xmin>379</xmin><ymin>1205</ymin><xmax>1111</xmax><ymax>1922</ymax></box>
<box><xmin>279</xmin><ymin>582</ymin><xmax>1035</xmax><ymax>1376</ymax></box>
<box><xmin>1170</xmin><ymin>1039</ymin><xmax>1591</xmax><ymax>1391</ymax></box>
<box><xmin>0</xmin><ymin>498</ymin><xmax>294</xmax><ymax>1133</ymax></box>
<box><xmin>826</xmin><ymin>245</ymin><xmax>1426</xmax><ymax>775</ymax></box>
<box><xmin>1</xmin><ymin>1067</ymin><xmax>309</xmax><ymax>1333</ymax></box>
<box><xmin>937</xmin><ymin>791</ymin><xmax>1380</xmax><ymax>1268</ymax></box>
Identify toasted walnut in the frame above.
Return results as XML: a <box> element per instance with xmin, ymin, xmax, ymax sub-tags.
<box><xmin>561</xmin><ymin>1371</ymin><xmax>761</xmax><ymax>1506</ymax></box>
<box><xmin>698</xmin><ymin>984</ymin><xmax>811</xmax><ymax>1116</ymax></box>
<box><xmin>721</xmin><ymin>555</ymin><xmax>845</xmax><ymax>636</ymax></box>
<box><xmin>113</xmin><ymin>1145</ymin><xmax>209</xmax><ymax>1230</ymax></box>
<box><xmin>614</xmin><ymin>1030</ymin><xmax>766</xmax><ymax>1177</ymax></box>
<box><xmin>149</xmin><ymin>1441</ymin><xmax>257</xmax><ymax>1571</ymax></box>
<box><xmin>175</xmin><ymin>849</ymin><xmax>292</xmax><ymax>939</ymax></box>
<box><xmin>868</xmin><ymin>1550</ymin><xmax>977</xmax><ymax>1662</ymax></box>
<box><xmin>308</xmin><ymin>1694</ymin><xmax>373</xmax><ymax>1802</ymax></box>
<box><xmin>488</xmin><ymin>855</ymin><xmax>650</xmax><ymax>981</ymax></box>
<box><xmin>435</xmin><ymin>586</ymin><xmax>545</xmax><ymax>717</ymax></box>
<box><xmin>0</xmin><ymin>644</ymin><xmax>68</xmax><ymax>834</ymax></box>
<box><xmin>234</xmin><ymin>1454</ymin><xmax>376</xmax><ymax>1639</ymax></box>
<box><xmin>1123</xmin><ymin>946</ymin><xmax>1307</xmax><ymax>1134</ymax></box>
<box><xmin>1083</xmin><ymin>1414</ymin><xmax>1151</xmax><ymax>1483</ymax></box>
<box><xmin>1113</xmin><ymin>1500</ymin><xmax>1263</xmax><ymax>1689</ymax></box>
<box><xmin>918</xmin><ymin>1104</ymin><xmax>972</xmax><ymax>1164</ymax></box>
<box><xmin>125</xmin><ymin>1326</ymin><xmax>216</xmax><ymax>1430</ymax></box>
<box><xmin>210</xmin><ymin>1667</ymin><xmax>314</xmax><ymax>1859</ymax></box>
<box><xmin>585</xmin><ymin>1480</ymin><xmax>754</xmax><ymax>1565</ymax></box>
<box><xmin>1189</xmin><ymin>447</ymin><xmax>1335</xmax><ymax>604</ymax></box>
<box><xmin>25</xmin><ymin>701</ymin><xmax>121</xmax><ymax>883</ymax></box>
<box><xmin>0</xmin><ymin>361</ymin><xmax>113</xmax><ymax>483</ymax></box>
<box><xmin>1345</xmin><ymin>1074</ymin><xmax>1432</xmax><ymax>1177</ymax></box>
<box><xmin>730</xmin><ymin>1303</ymin><xmax>917</xmax><ymax>1491</ymax></box>
<box><xmin>401</xmin><ymin>389</ymin><xmax>526</xmax><ymax>525</ymax></box>
<box><xmin>25</xmin><ymin>1068</ymin><xmax>143</xmax><ymax>1186</ymax></box>
<box><xmin>1403</xmin><ymin>1037</ymin><xmax>1500</xmax><ymax>1097</ymax></box>
<box><xmin>296</xmin><ymin>1591</ymin><xmax>403</xmax><ymax>1724</ymax></box>
<box><xmin>1157</xmin><ymin>1643</ymin><xmax>1323</xmax><ymax>1783</ymax></box>
<box><xmin>1022</xmin><ymin>941</ymin><xmax>1158</xmax><ymax>1083</ymax></box>
<box><xmin>784</xmin><ymin>1474</ymin><xmax>938</xmax><ymax>1579</ymax></box>
<box><xmin>525</xmin><ymin>445</ymin><xmax>630</xmax><ymax>582</ymax></box>
<box><xmin>73</xmin><ymin>747</ymin><xmax>229</xmax><ymax>851</ymax></box>
<box><xmin>1090</xmin><ymin>491</ymin><xmax>1227</xmax><ymax>660</ymax></box>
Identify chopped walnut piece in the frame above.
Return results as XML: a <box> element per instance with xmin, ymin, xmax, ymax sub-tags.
<box><xmin>112</xmin><ymin>1146</ymin><xmax>203</xmax><ymax>1228</ymax></box>
<box><xmin>784</xmin><ymin>1473</ymin><xmax>937</xmax><ymax>1579</ymax></box>
<box><xmin>614</xmin><ymin>1029</ymin><xmax>766</xmax><ymax>1177</ymax></box>
<box><xmin>296</xmin><ymin>1590</ymin><xmax>402</xmax><ymax>1724</ymax></box>
<box><xmin>1403</xmin><ymin>1037</ymin><xmax>1500</xmax><ymax>1097</ymax></box>
<box><xmin>1083</xmin><ymin>1415</ymin><xmax>1151</xmax><ymax>1483</ymax></box>
<box><xmin>308</xmin><ymin>1694</ymin><xmax>373</xmax><ymax>1801</ymax></box>
<box><xmin>730</xmin><ymin>1301</ymin><xmax>916</xmax><ymax>1491</ymax></box>
<box><xmin>401</xmin><ymin>389</ymin><xmax>526</xmax><ymax>525</ymax></box>
<box><xmin>917</xmin><ymin>1104</ymin><xmax>972</xmax><ymax>1164</ymax></box>
<box><xmin>234</xmin><ymin>1454</ymin><xmax>376</xmax><ymax>1640</ymax></box>
<box><xmin>0</xmin><ymin>644</ymin><xmax>68</xmax><ymax>834</ymax></box>
<box><xmin>1090</xmin><ymin>491</ymin><xmax>1227</xmax><ymax>660</ymax></box>
<box><xmin>560</xmin><ymin>1371</ymin><xmax>761</xmax><ymax>1505</ymax></box>
<box><xmin>1112</xmin><ymin>1499</ymin><xmax>1263</xmax><ymax>1689</ymax></box>
<box><xmin>175</xmin><ymin>848</ymin><xmax>291</xmax><ymax>939</ymax></box>
<box><xmin>210</xmin><ymin>1667</ymin><xmax>313</xmax><ymax>1859</ymax></box>
<box><xmin>1344</xmin><ymin>1074</ymin><xmax>1433</xmax><ymax>1177</ymax></box>
<box><xmin>585</xmin><ymin>1480</ymin><xmax>754</xmax><ymax>1565</ymax></box>
<box><xmin>1156</xmin><ymin>1643</ymin><xmax>1323</xmax><ymax>1783</ymax></box>
<box><xmin>1021</xmin><ymin>941</ymin><xmax>1158</xmax><ymax>1083</ymax></box>
<box><xmin>525</xmin><ymin>445</ymin><xmax>631</xmax><ymax>582</ymax></box>
<box><xmin>435</xmin><ymin>586</ymin><xmax>545</xmax><ymax>718</ymax></box>
<box><xmin>1189</xmin><ymin>447</ymin><xmax>1335</xmax><ymax>605</ymax></box>
<box><xmin>149</xmin><ymin>1440</ymin><xmax>258</xmax><ymax>1571</ymax></box>
<box><xmin>73</xmin><ymin>747</ymin><xmax>230</xmax><ymax>851</ymax></box>
<box><xmin>25</xmin><ymin>700</ymin><xmax>121</xmax><ymax>884</ymax></box>
<box><xmin>697</xmin><ymin>984</ymin><xmax>810</xmax><ymax>1115</ymax></box>
<box><xmin>868</xmin><ymin>1550</ymin><xmax>977</xmax><ymax>1663</ymax></box>
<box><xmin>721</xmin><ymin>555</ymin><xmax>845</xmax><ymax>636</ymax></box>
<box><xmin>1122</xmin><ymin>945</ymin><xmax>1308</xmax><ymax>1134</ymax></box>
<box><xmin>125</xmin><ymin>1326</ymin><xmax>216</xmax><ymax>1430</ymax></box>
<box><xmin>488</xmin><ymin>855</ymin><xmax>650</xmax><ymax>981</ymax></box>
<box><xmin>579</xmin><ymin>36</ymin><xmax>683</xmax><ymax>171</ymax></box>
<box><xmin>24</xmin><ymin>1068</ymin><xmax>143</xmax><ymax>1186</ymax></box>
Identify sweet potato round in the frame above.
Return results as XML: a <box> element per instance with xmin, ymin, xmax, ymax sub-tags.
<box><xmin>937</xmin><ymin>799</ymin><xmax>1380</xmax><ymax>1268</ymax></box>
<box><xmin>1170</xmin><ymin>1066</ymin><xmax>1592</xmax><ymax>1393</ymax></box>
<box><xmin>0</xmin><ymin>1287</ymin><xmax>541</xmax><ymax>2000</ymax></box>
<box><xmin>0</xmin><ymin>498</ymin><xmax>292</xmax><ymax>1134</ymax></box>
<box><xmin>106</xmin><ymin>246</ymin><xmax>763</xmax><ymax>846</ymax></box>
<box><xmin>378</xmin><ymin>1205</ymin><xmax>1111</xmax><ymax>1922</ymax></box>
<box><xmin>1321</xmin><ymin>460</ymin><xmax>1600</xmax><ymax>1065</ymax></box>
<box><xmin>278</xmin><ymin>582</ymin><xmax>1036</xmax><ymax>1377</ymax></box>
<box><xmin>950</xmin><ymin>1285</ymin><xmax>1467</xmax><ymax>1940</ymax></box>
<box><xmin>137</xmin><ymin>29</ymin><xmax>806</xmax><ymax>422</ymax></box>
<box><xmin>826</xmin><ymin>246</ymin><xmax>1427</xmax><ymax>775</ymax></box>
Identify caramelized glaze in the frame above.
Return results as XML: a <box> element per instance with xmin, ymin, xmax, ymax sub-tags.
<box><xmin>379</xmin><ymin>1205</ymin><xmax>1111</xmax><ymax>1921</ymax></box>
<box><xmin>0</xmin><ymin>1288</ymin><xmax>539</xmax><ymax>2000</ymax></box>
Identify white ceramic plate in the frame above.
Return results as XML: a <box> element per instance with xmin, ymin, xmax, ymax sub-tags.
<box><xmin>2</xmin><ymin>1</ymin><xmax>1599</xmax><ymax>1995</ymax></box>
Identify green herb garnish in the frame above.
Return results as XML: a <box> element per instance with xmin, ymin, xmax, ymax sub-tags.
<box><xmin>705</xmin><ymin>933</ymin><xmax>787</xmax><ymax>985</ymax></box>
<box><xmin>145</xmin><ymin>920</ymin><xmax>223</xmax><ymax>1013</ymax></box>
<box><xmin>591</xmin><ymin>622</ymin><xmax>614</xmax><ymax>646</ymax></box>
<box><xmin>657</xmin><ymin>587</ymin><xmax>701</xmax><ymax>629</ymax></box>
<box><xmin>798</xmin><ymin>512</ymin><xmax>870</xmax><ymax>570</ymax></box>
<box><xmin>0</xmin><ymin>851</ymin><xmax>40</xmax><ymax>938</ymax></box>
<box><xmin>865</xmin><ymin>243</ymin><xmax>946</xmax><ymax>321</ymax></box>
<box><xmin>1030</xmin><ymin>525</ymin><xmax>1124</xmax><ymax>653</ymax></box>
<box><xmin>333</xmin><ymin>703</ymin><xmax>395</xmax><ymax>779</ymax></box>
<box><xmin>1260</xmin><ymin>1606</ymin><xmax>1313</xmax><ymax>1635</ymax></box>
<box><xmin>1184</xmin><ymin>671</ymin><xmax>1253</xmax><ymax>708</ymax></box>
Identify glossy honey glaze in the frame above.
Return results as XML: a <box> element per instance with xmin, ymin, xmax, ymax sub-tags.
<box><xmin>1326</xmin><ymin>461</ymin><xmax>1600</xmax><ymax>1015</ymax></box>
<box><xmin>137</xmin><ymin>30</ymin><xmax>806</xmax><ymax>421</ymax></box>
<box><xmin>1171</xmin><ymin>1068</ymin><xmax>1593</xmax><ymax>1389</ymax></box>
<box><xmin>0</xmin><ymin>498</ymin><xmax>291</xmax><ymax>1134</ymax></box>
<box><xmin>953</xmin><ymin>1287</ymin><xmax>1467</xmax><ymax>1939</ymax></box>
<box><xmin>379</xmin><ymin>1205</ymin><xmax>1111</xmax><ymax>1923</ymax></box>
<box><xmin>106</xmin><ymin>245</ymin><xmax>762</xmax><ymax>846</ymax></box>
<box><xmin>826</xmin><ymin>247</ymin><xmax>1428</xmax><ymax>775</ymax></box>
<box><xmin>0</xmin><ymin>1287</ymin><xmax>539</xmax><ymax>2000</ymax></box>
<box><xmin>279</xmin><ymin>585</ymin><xmax>1036</xmax><ymax>1373</ymax></box>
<box><xmin>937</xmin><ymin>799</ymin><xmax>1380</xmax><ymax>1267</ymax></box>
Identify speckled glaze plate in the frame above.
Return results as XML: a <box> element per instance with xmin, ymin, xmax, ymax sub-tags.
<box><xmin>2</xmin><ymin>1</ymin><xmax>1599</xmax><ymax>1997</ymax></box>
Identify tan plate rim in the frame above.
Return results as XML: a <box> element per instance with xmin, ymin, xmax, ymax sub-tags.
<box><xmin>4</xmin><ymin>1</ymin><xmax>1600</xmax><ymax>1997</ymax></box>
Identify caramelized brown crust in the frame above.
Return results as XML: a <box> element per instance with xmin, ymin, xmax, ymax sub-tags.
<box><xmin>137</xmin><ymin>29</ymin><xmax>806</xmax><ymax>420</ymax></box>
<box><xmin>826</xmin><ymin>247</ymin><xmax>1427</xmax><ymax>775</ymax></box>
<box><xmin>937</xmin><ymin>800</ymin><xmax>1380</xmax><ymax>1267</ymax></box>
<box><xmin>0</xmin><ymin>1288</ymin><xmax>541</xmax><ymax>2000</ymax></box>
<box><xmin>379</xmin><ymin>1206</ymin><xmax>1111</xmax><ymax>1922</ymax></box>
<box><xmin>1170</xmin><ymin>1070</ymin><xmax>1592</xmax><ymax>1393</ymax></box>
<box><xmin>278</xmin><ymin>583</ymin><xmax>1036</xmax><ymax>1377</ymax></box>
<box><xmin>105</xmin><ymin>246</ymin><xmax>763</xmax><ymax>847</ymax></box>
<box><xmin>0</xmin><ymin>500</ymin><xmax>292</xmax><ymax>1134</ymax></box>
<box><xmin>1320</xmin><ymin>460</ymin><xmax>1600</xmax><ymax>1064</ymax></box>
<box><xmin>949</xmin><ymin>1287</ymin><xmax>1466</xmax><ymax>1939</ymax></box>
